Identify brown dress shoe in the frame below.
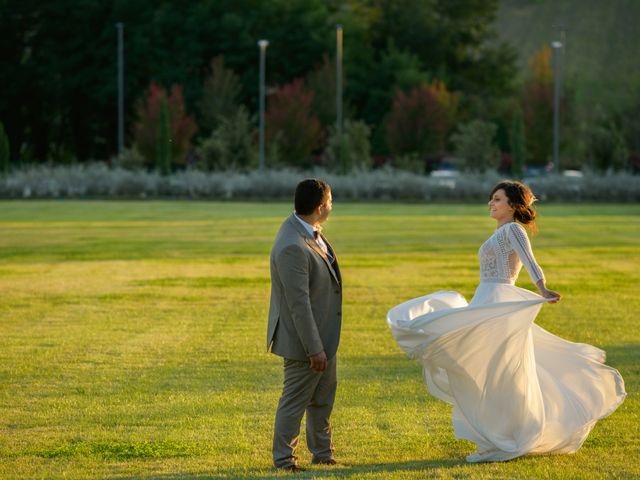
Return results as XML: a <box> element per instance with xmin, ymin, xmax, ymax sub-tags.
<box><xmin>312</xmin><ymin>458</ymin><xmax>337</xmax><ymax>465</ymax></box>
<box><xmin>278</xmin><ymin>464</ymin><xmax>306</xmax><ymax>473</ymax></box>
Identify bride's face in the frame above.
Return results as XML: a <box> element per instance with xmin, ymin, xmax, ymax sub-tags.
<box><xmin>488</xmin><ymin>189</ymin><xmax>515</xmax><ymax>221</ymax></box>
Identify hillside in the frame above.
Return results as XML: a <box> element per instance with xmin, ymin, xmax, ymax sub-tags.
<box><xmin>495</xmin><ymin>0</ymin><xmax>640</xmax><ymax>113</ymax></box>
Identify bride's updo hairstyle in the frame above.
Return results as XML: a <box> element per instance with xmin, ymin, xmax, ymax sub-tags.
<box><xmin>490</xmin><ymin>180</ymin><xmax>538</xmax><ymax>233</ymax></box>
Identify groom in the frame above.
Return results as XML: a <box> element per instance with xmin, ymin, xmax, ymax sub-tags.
<box><xmin>267</xmin><ymin>178</ymin><xmax>342</xmax><ymax>472</ymax></box>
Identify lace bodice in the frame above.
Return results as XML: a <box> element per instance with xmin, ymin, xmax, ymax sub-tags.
<box><xmin>479</xmin><ymin>222</ymin><xmax>544</xmax><ymax>285</ymax></box>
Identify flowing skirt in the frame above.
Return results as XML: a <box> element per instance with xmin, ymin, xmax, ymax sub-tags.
<box><xmin>387</xmin><ymin>283</ymin><xmax>626</xmax><ymax>462</ymax></box>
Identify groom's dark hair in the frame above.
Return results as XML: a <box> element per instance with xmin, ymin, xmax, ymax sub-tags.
<box><xmin>295</xmin><ymin>178</ymin><xmax>331</xmax><ymax>215</ymax></box>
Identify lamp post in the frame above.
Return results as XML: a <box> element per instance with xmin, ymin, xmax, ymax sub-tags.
<box><xmin>335</xmin><ymin>24</ymin><xmax>344</xmax><ymax>173</ymax></box>
<box><xmin>258</xmin><ymin>39</ymin><xmax>269</xmax><ymax>171</ymax></box>
<box><xmin>551</xmin><ymin>40</ymin><xmax>563</xmax><ymax>173</ymax></box>
<box><xmin>116</xmin><ymin>22</ymin><xmax>124</xmax><ymax>157</ymax></box>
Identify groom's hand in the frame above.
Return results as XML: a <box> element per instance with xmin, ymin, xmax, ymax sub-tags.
<box><xmin>309</xmin><ymin>351</ymin><xmax>328</xmax><ymax>372</ymax></box>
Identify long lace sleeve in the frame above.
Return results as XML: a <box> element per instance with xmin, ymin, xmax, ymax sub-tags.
<box><xmin>507</xmin><ymin>223</ymin><xmax>545</xmax><ymax>284</ymax></box>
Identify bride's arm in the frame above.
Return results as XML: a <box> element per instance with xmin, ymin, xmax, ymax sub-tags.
<box><xmin>535</xmin><ymin>279</ymin><xmax>561</xmax><ymax>303</ymax></box>
<box><xmin>508</xmin><ymin>223</ymin><xmax>561</xmax><ymax>302</ymax></box>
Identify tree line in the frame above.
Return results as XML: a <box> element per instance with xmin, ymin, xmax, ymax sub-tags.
<box><xmin>1</xmin><ymin>0</ymin><xmax>637</xmax><ymax>174</ymax></box>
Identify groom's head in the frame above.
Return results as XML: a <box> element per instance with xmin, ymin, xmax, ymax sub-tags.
<box><xmin>295</xmin><ymin>179</ymin><xmax>332</xmax><ymax>223</ymax></box>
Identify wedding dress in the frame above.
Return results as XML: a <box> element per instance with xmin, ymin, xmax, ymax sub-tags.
<box><xmin>387</xmin><ymin>222</ymin><xmax>626</xmax><ymax>462</ymax></box>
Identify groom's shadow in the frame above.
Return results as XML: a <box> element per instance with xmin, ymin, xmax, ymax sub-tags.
<box><xmin>113</xmin><ymin>458</ymin><xmax>463</xmax><ymax>479</ymax></box>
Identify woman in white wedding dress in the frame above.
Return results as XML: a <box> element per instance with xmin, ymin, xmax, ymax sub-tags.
<box><xmin>387</xmin><ymin>180</ymin><xmax>626</xmax><ymax>463</ymax></box>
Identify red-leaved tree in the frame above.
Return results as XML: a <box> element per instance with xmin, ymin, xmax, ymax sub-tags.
<box><xmin>385</xmin><ymin>82</ymin><xmax>451</xmax><ymax>160</ymax></box>
<box><xmin>132</xmin><ymin>81</ymin><xmax>197</xmax><ymax>170</ymax></box>
<box><xmin>265</xmin><ymin>78</ymin><xmax>323</xmax><ymax>167</ymax></box>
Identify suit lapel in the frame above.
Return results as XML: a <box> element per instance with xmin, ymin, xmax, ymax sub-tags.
<box><xmin>318</xmin><ymin>232</ymin><xmax>341</xmax><ymax>284</ymax></box>
<box><xmin>304</xmin><ymin>236</ymin><xmax>341</xmax><ymax>286</ymax></box>
<box><xmin>288</xmin><ymin>213</ymin><xmax>340</xmax><ymax>286</ymax></box>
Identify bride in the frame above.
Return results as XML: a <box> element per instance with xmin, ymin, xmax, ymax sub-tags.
<box><xmin>387</xmin><ymin>180</ymin><xmax>626</xmax><ymax>463</ymax></box>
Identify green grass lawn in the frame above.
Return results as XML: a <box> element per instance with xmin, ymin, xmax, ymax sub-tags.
<box><xmin>0</xmin><ymin>201</ymin><xmax>638</xmax><ymax>479</ymax></box>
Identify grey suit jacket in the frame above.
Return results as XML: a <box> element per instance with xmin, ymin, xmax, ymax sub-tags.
<box><xmin>267</xmin><ymin>213</ymin><xmax>342</xmax><ymax>361</ymax></box>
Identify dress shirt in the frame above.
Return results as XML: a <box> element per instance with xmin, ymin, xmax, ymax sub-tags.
<box><xmin>293</xmin><ymin>212</ymin><xmax>332</xmax><ymax>261</ymax></box>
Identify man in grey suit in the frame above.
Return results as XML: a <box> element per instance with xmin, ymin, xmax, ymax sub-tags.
<box><xmin>267</xmin><ymin>178</ymin><xmax>342</xmax><ymax>472</ymax></box>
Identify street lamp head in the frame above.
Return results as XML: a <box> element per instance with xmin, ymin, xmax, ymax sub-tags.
<box><xmin>551</xmin><ymin>41</ymin><xmax>563</xmax><ymax>49</ymax></box>
<box><xmin>258</xmin><ymin>39</ymin><xmax>269</xmax><ymax>49</ymax></box>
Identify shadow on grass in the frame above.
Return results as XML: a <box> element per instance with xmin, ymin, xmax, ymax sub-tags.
<box><xmin>600</xmin><ymin>344</ymin><xmax>639</xmax><ymax>386</ymax></box>
<box><xmin>603</xmin><ymin>343</ymin><xmax>640</xmax><ymax>365</ymax></box>
<box><xmin>113</xmin><ymin>458</ymin><xmax>464</xmax><ymax>480</ymax></box>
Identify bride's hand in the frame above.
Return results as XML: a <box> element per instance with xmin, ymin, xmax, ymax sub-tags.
<box><xmin>541</xmin><ymin>288</ymin><xmax>561</xmax><ymax>303</ymax></box>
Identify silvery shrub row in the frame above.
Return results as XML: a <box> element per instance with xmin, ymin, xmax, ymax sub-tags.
<box><xmin>0</xmin><ymin>163</ymin><xmax>638</xmax><ymax>202</ymax></box>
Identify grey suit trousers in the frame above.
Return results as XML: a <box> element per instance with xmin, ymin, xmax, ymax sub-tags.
<box><xmin>273</xmin><ymin>356</ymin><xmax>337</xmax><ymax>468</ymax></box>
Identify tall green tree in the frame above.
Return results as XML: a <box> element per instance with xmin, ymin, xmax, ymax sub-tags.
<box><xmin>522</xmin><ymin>46</ymin><xmax>553</xmax><ymax>166</ymax></box>
<box><xmin>616</xmin><ymin>91</ymin><xmax>640</xmax><ymax>172</ymax></box>
<box><xmin>198</xmin><ymin>106</ymin><xmax>257</xmax><ymax>171</ymax></box>
<box><xmin>306</xmin><ymin>54</ymin><xmax>338</xmax><ymax>130</ymax></box>
<box><xmin>510</xmin><ymin>108</ymin><xmax>527</xmax><ymax>178</ymax></box>
<box><xmin>585</xmin><ymin>108</ymin><xmax>629</xmax><ymax>172</ymax></box>
<box><xmin>451</xmin><ymin>119</ymin><xmax>500</xmax><ymax>172</ymax></box>
<box><xmin>198</xmin><ymin>56</ymin><xmax>243</xmax><ymax>136</ymax></box>
<box><xmin>0</xmin><ymin>122</ymin><xmax>10</xmax><ymax>174</ymax></box>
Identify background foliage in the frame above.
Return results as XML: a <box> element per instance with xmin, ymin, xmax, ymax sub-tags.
<box><xmin>1</xmin><ymin>0</ymin><xmax>639</xmax><ymax>174</ymax></box>
<box><xmin>2</xmin><ymin>163</ymin><xmax>640</xmax><ymax>202</ymax></box>
<box><xmin>0</xmin><ymin>0</ymin><xmax>514</xmax><ymax>166</ymax></box>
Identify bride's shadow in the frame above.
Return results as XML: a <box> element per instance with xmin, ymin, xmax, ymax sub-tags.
<box><xmin>113</xmin><ymin>458</ymin><xmax>463</xmax><ymax>479</ymax></box>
